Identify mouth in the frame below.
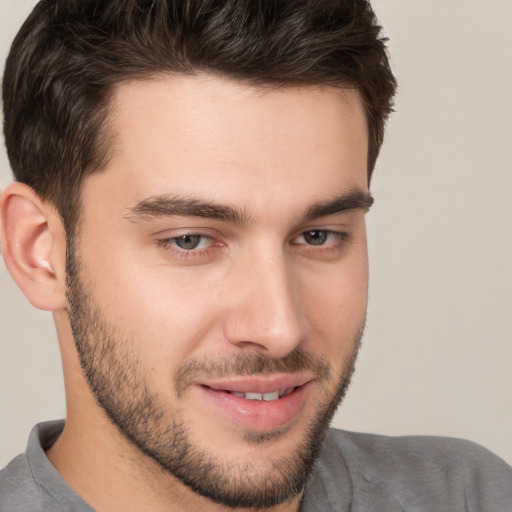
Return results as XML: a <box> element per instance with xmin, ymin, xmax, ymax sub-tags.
<box><xmin>195</xmin><ymin>375</ymin><xmax>313</xmax><ymax>432</ymax></box>
<box><xmin>200</xmin><ymin>373</ymin><xmax>311</xmax><ymax>400</ymax></box>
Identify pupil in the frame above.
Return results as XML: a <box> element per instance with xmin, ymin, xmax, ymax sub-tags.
<box><xmin>304</xmin><ymin>230</ymin><xmax>327</xmax><ymax>245</ymax></box>
<box><xmin>176</xmin><ymin>235</ymin><xmax>201</xmax><ymax>250</ymax></box>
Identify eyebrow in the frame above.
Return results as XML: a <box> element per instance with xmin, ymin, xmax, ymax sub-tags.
<box><xmin>302</xmin><ymin>189</ymin><xmax>374</xmax><ymax>222</ymax></box>
<box><xmin>125</xmin><ymin>189</ymin><xmax>373</xmax><ymax>226</ymax></box>
<box><xmin>125</xmin><ymin>195</ymin><xmax>248</xmax><ymax>225</ymax></box>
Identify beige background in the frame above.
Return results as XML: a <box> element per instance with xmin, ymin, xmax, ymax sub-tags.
<box><xmin>1</xmin><ymin>0</ymin><xmax>511</xmax><ymax>468</ymax></box>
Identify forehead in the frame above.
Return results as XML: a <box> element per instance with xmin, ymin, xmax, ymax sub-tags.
<box><xmin>83</xmin><ymin>74</ymin><xmax>368</xmax><ymax>218</ymax></box>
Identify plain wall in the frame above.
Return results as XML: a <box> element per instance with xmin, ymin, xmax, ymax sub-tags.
<box><xmin>1</xmin><ymin>0</ymin><xmax>511</xmax><ymax>468</ymax></box>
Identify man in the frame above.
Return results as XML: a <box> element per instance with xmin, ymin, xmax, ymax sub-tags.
<box><xmin>0</xmin><ymin>0</ymin><xmax>510</xmax><ymax>511</ymax></box>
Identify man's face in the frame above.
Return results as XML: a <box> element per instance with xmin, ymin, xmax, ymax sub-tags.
<box><xmin>67</xmin><ymin>75</ymin><xmax>370</xmax><ymax>508</ymax></box>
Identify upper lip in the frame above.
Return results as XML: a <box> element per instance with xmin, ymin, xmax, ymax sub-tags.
<box><xmin>198</xmin><ymin>373</ymin><xmax>314</xmax><ymax>394</ymax></box>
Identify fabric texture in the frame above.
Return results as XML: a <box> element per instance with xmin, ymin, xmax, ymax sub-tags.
<box><xmin>1</xmin><ymin>421</ymin><xmax>511</xmax><ymax>511</ymax></box>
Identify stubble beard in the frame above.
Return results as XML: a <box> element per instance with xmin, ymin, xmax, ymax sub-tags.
<box><xmin>65</xmin><ymin>238</ymin><xmax>363</xmax><ymax>509</ymax></box>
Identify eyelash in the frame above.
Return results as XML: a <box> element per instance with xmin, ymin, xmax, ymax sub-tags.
<box><xmin>292</xmin><ymin>230</ymin><xmax>349</xmax><ymax>247</ymax></box>
<box><xmin>156</xmin><ymin>234</ymin><xmax>218</xmax><ymax>259</ymax></box>
<box><xmin>156</xmin><ymin>230</ymin><xmax>350</xmax><ymax>260</ymax></box>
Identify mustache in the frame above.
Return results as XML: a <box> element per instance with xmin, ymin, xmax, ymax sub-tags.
<box><xmin>174</xmin><ymin>349</ymin><xmax>332</xmax><ymax>398</ymax></box>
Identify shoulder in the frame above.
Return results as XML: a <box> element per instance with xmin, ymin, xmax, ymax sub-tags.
<box><xmin>0</xmin><ymin>453</ymin><xmax>57</xmax><ymax>512</ymax></box>
<box><xmin>316</xmin><ymin>429</ymin><xmax>512</xmax><ymax>511</ymax></box>
<box><xmin>0</xmin><ymin>421</ymin><xmax>80</xmax><ymax>512</ymax></box>
<box><xmin>326</xmin><ymin>428</ymin><xmax>510</xmax><ymax>471</ymax></box>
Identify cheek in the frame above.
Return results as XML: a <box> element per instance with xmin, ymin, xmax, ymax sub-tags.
<box><xmin>300</xmin><ymin>252</ymin><xmax>368</xmax><ymax>351</ymax></box>
<box><xmin>79</xmin><ymin>241</ymin><xmax>226</xmax><ymax>367</ymax></box>
<box><xmin>121</xmin><ymin>275</ymin><xmax>222</xmax><ymax>355</ymax></box>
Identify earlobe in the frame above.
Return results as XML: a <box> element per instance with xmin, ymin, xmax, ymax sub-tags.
<box><xmin>0</xmin><ymin>182</ymin><xmax>67</xmax><ymax>311</ymax></box>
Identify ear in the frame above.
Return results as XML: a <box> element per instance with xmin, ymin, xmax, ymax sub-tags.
<box><xmin>0</xmin><ymin>182</ymin><xmax>67</xmax><ymax>311</ymax></box>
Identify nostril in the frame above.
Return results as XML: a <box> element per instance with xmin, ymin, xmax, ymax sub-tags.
<box><xmin>235</xmin><ymin>340</ymin><xmax>271</xmax><ymax>352</ymax></box>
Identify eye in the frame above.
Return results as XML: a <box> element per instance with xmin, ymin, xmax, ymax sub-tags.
<box><xmin>295</xmin><ymin>230</ymin><xmax>344</xmax><ymax>246</ymax></box>
<box><xmin>301</xmin><ymin>230</ymin><xmax>329</xmax><ymax>245</ymax></box>
<box><xmin>155</xmin><ymin>232</ymin><xmax>224</xmax><ymax>264</ymax></box>
<box><xmin>163</xmin><ymin>234</ymin><xmax>213</xmax><ymax>251</ymax></box>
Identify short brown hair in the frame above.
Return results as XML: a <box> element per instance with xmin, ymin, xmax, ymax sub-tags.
<box><xmin>3</xmin><ymin>0</ymin><xmax>396</xmax><ymax>229</ymax></box>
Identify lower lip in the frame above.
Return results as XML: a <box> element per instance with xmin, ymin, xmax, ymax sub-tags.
<box><xmin>197</xmin><ymin>383</ymin><xmax>311</xmax><ymax>432</ymax></box>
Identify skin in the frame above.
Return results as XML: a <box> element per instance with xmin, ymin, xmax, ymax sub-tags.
<box><xmin>0</xmin><ymin>75</ymin><xmax>370</xmax><ymax>512</ymax></box>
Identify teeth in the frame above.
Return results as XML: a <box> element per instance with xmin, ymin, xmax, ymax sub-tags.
<box><xmin>244</xmin><ymin>392</ymin><xmax>265</xmax><ymax>401</ymax></box>
<box><xmin>230</xmin><ymin>389</ymin><xmax>294</xmax><ymax>401</ymax></box>
<box><xmin>263</xmin><ymin>391</ymin><xmax>279</xmax><ymax>401</ymax></box>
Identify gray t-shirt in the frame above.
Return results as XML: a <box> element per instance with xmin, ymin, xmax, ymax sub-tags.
<box><xmin>1</xmin><ymin>421</ymin><xmax>511</xmax><ymax>511</ymax></box>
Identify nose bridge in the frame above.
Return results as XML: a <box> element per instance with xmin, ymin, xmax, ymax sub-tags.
<box><xmin>225</xmin><ymin>245</ymin><xmax>305</xmax><ymax>357</ymax></box>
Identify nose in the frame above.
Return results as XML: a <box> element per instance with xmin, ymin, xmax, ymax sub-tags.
<box><xmin>223</xmin><ymin>250</ymin><xmax>307</xmax><ymax>359</ymax></box>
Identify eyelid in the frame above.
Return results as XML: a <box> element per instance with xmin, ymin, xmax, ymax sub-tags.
<box><xmin>152</xmin><ymin>224</ymin><xmax>221</xmax><ymax>238</ymax></box>
<box><xmin>157</xmin><ymin>233</ymin><xmax>214</xmax><ymax>250</ymax></box>
<box><xmin>155</xmin><ymin>231</ymin><xmax>226</xmax><ymax>265</ymax></box>
<box><xmin>291</xmin><ymin>229</ymin><xmax>349</xmax><ymax>245</ymax></box>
